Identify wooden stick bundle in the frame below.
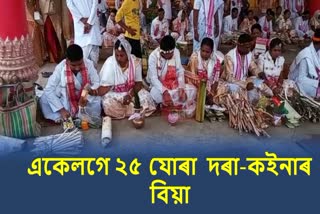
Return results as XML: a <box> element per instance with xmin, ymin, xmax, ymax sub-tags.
<box><xmin>215</xmin><ymin>91</ymin><xmax>272</xmax><ymax>137</ymax></box>
<box><xmin>286</xmin><ymin>91</ymin><xmax>320</xmax><ymax>123</ymax></box>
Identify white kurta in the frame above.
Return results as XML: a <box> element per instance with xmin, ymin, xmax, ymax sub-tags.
<box><xmin>278</xmin><ymin>18</ymin><xmax>293</xmax><ymax>31</ymax></box>
<box><xmin>295</xmin><ymin>17</ymin><xmax>313</xmax><ymax>38</ymax></box>
<box><xmin>259</xmin><ymin>16</ymin><xmax>273</xmax><ymax>38</ymax></box>
<box><xmin>289</xmin><ymin>44</ymin><xmax>320</xmax><ymax>98</ymax></box>
<box><xmin>40</xmin><ymin>59</ymin><xmax>101</xmax><ymax>121</ymax></box>
<box><xmin>223</xmin><ymin>15</ymin><xmax>238</xmax><ymax>34</ymax></box>
<box><xmin>150</xmin><ymin>17</ymin><xmax>169</xmax><ymax>41</ymax></box>
<box><xmin>98</xmin><ymin>0</ymin><xmax>108</xmax><ymax>13</ymax></box>
<box><xmin>103</xmin><ymin>17</ymin><xmax>123</xmax><ymax>46</ymax></box>
<box><xmin>291</xmin><ymin>0</ymin><xmax>304</xmax><ymax>19</ymax></box>
<box><xmin>158</xmin><ymin>0</ymin><xmax>172</xmax><ymax>20</ymax></box>
<box><xmin>280</xmin><ymin>0</ymin><xmax>291</xmax><ymax>11</ymax></box>
<box><xmin>66</xmin><ymin>0</ymin><xmax>102</xmax><ymax>47</ymax></box>
<box><xmin>171</xmin><ymin>10</ymin><xmax>191</xmax><ymax>42</ymax></box>
<box><xmin>189</xmin><ymin>10</ymin><xmax>194</xmax><ymax>36</ymax></box>
<box><xmin>193</xmin><ymin>0</ymin><xmax>222</xmax><ymax>51</ymax></box>
<box><xmin>231</xmin><ymin>0</ymin><xmax>242</xmax><ymax>14</ymax></box>
<box><xmin>193</xmin><ymin>0</ymin><xmax>206</xmax><ymax>51</ymax></box>
<box><xmin>147</xmin><ymin>48</ymin><xmax>197</xmax><ymax>106</ymax></box>
<box><xmin>214</xmin><ymin>0</ymin><xmax>225</xmax><ymax>51</ymax></box>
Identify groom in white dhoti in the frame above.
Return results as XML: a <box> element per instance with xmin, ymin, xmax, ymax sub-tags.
<box><xmin>147</xmin><ymin>35</ymin><xmax>197</xmax><ymax>112</ymax></box>
<box><xmin>67</xmin><ymin>0</ymin><xmax>102</xmax><ymax>67</ymax></box>
<box><xmin>40</xmin><ymin>44</ymin><xmax>101</xmax><ymax>122</ymax></box>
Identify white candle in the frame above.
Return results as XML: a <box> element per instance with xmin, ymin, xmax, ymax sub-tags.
<box><xmin>101</xmin><ymin>116</ymin><xmax>112</xmax><ymax>147</ymax></box>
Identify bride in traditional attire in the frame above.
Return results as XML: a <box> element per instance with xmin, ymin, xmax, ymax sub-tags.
<box><xmin>97</xmin><ymin>36</ymin><xmax>156</xmax><ymax>119</ymax></box>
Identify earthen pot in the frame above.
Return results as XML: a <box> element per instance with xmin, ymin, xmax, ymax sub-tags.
<box><xmin>132</xmin><ymin>108</ymin><xmax>145</xmax><ymax>129</ymax></box>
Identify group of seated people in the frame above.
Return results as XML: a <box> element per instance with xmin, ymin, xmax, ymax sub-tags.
<box><xmin>222</xmin><ymin>6</ymin><xmax>319</xmax><ymax>45</ymax></box>
<box><xmin>102</xmin><ymin>8</ymin><xmax>125</xmax><ymax>47</ymax></box>
<box><xmin>39</xmin><ymin>27</ymin><xmax>320</xmax><ymax>123</ymax></box>
<box><xmin>100</xmin><ymin>1</ymin><xmax>320</xmax><ymax>52</ymax></box>
<box><xmin>102</xmin><ymin>7</ymin><xmax>193</xmax><ymax>48</ymax></box>
<box><xmin>40</xmin><ymin>35</ymin><xmax>196</xmax><ymax>122</ymax></box>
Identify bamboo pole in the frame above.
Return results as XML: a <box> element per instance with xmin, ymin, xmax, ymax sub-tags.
<box><xmin>195</xmin><ymin>79</ymin><xmax>207</xmax><ymax>122</ymax></box>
